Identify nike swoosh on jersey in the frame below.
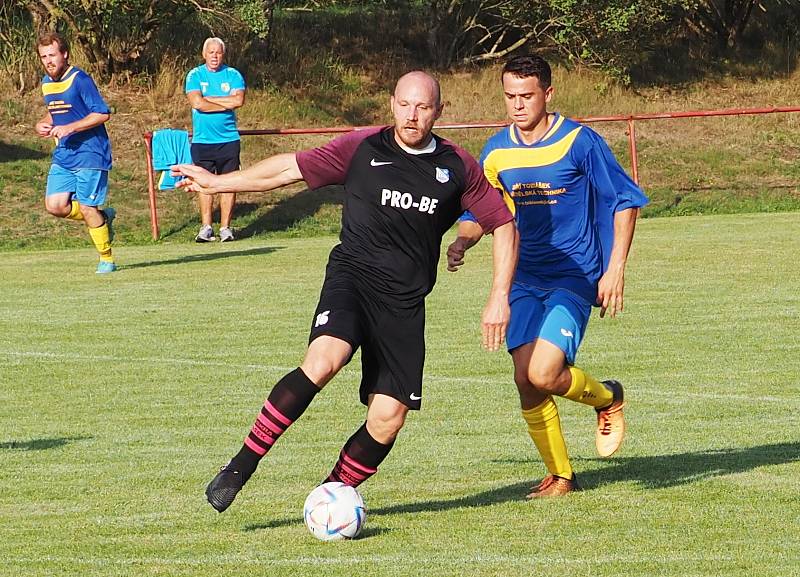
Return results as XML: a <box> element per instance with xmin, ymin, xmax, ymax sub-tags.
<box><xmin>370</xmin><ymin>159</ymin><xmax>393</xmax><ymax>167</ymax></box>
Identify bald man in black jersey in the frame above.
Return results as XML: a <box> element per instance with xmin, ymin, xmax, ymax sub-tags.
<box><xmin>173</xmin><ymin>70</ymin><xmax>518</xmax><ymax>513</ymax></box>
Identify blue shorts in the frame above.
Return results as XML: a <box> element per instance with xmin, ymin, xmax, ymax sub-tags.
<box><xmin>46</xmin><ymin>164</ymin><xmax>109</xmax><ymax>207</ymax></box>
<box><xmin>506</xmin><ymin>283</ymin><xmax>592</xmax><ymax>364</ymax></box>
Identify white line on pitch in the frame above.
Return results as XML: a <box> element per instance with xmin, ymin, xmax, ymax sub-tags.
<box><xmin>1</xmin><ymin>350</ymin><xmax>796</xmax><ymax>405</ymax></box>
<box><xmin>2</xmin><ymin>552</ymin><xmax>742</xmax><ymax>567</ymax></box>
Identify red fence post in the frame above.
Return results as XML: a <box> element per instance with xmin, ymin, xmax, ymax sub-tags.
<box><xmin>627</xmin><ymin>118</ymin><xmax>639</xmax><ymax>185</ymax></box>
<box><xmin>143</xmin><ymin>131</ymin><xmax>159</xmax><ymax>240</ymax></box>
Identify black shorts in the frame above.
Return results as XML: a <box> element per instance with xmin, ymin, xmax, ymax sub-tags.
<box><xmin>308</xmin><ymin>266</ymin><xmax>426</xmax><ymax>410</ymax></box>
<box><xmin>190</xmin><ymin>141</ymin><xmax>241</xmax><ymax>175</ymax></box>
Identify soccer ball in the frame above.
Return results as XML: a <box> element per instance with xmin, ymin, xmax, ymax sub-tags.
<box><xmin>303</xmin><ymin>482</ymin><xmax>366</xmax><ymax>541</ymax></box>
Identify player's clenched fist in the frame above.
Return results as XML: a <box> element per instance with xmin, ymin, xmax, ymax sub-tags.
<box><xmin>35</xmin><ymin>121</ymin><xmax>53</xmax><ymax>137</ymax></box>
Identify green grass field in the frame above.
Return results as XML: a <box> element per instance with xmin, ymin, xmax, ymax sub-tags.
<box><xmin>1</xmin><ymin>213</ymin><xmax>798</xmax><ymax>577</ymax></box>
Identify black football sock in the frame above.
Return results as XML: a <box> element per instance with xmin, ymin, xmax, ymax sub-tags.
<box><xmin>229</xmin><ymin>368</ymin><xmax>320</xmax><ymax>482</ymax></box>
<box><xmin>325</xmin><ymin>422</ymin><xmax>395</xmax><ymax>487</ymax></box>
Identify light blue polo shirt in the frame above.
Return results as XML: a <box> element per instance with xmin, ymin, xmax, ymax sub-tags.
<box><xmin>185</xmin><ymin>63</ymin><xmax>245</xmax><ymax>144</ymax></box>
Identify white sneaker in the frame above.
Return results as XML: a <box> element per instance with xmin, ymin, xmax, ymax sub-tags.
<box><xmin>219</xmin><ymin>227</ymin><xmax>235</xmax><ymax>242</ymax></box>
<box><xmin>195</xmin><ymin>224</ymin><xmax>215</xmax><ymax>243</ymax></box>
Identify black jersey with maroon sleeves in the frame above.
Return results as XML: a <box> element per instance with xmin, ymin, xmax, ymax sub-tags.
<box><xmin>297</xmin><ymin>126</ymin><xmax>512</xmax><ymax>307</ymax></box>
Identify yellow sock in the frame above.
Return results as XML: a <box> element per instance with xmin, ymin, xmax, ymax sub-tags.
<box><xmin>88</xmin><ymin>223</ymin><xmax>114</xmax><ymax>262</ymax></box>
<box><xmin>522</xmin><ymin>397</ymin><xmax>573</xmax><ymax>479</ymax></box>
<box><xmin>66</xmin><ymin>200</ymin><xmax>84</xmax><ymax>221</ymax></box>
<box><xmin>563</xmin><ymin>366</ymin><xmax>613</xmax><ymax>408</ymax></box>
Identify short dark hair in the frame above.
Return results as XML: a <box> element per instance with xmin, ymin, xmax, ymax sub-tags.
<box><xmin>502</xmin><ymin>55</ymin><xmax>552</xmax><ymax>90</ymax></box>
<box><xmin>37</xmin><ymin>31</ymin><xmax>69</xmax><ymax>54</ymax></box>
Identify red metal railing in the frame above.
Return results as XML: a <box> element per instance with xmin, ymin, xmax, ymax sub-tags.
<box><xmin>143</xmin><ymin>105</ymin><xmax>800</xmax><ymax>240</ymax></box>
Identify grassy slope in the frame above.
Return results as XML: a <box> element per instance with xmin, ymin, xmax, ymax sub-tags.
<box><xmin>2</xmin><ymin>54</ymin><xmax>799</xmax><ymax>250</ymax></box>
<box><xmin>0</xmin><ymin>213</ymin><xmax>798</xmax><ymax>576</ymax></box>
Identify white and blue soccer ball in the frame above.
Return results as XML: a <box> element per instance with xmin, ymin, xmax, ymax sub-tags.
<box><xmin>303</xmin><ymin>482</ymin><xmax>366</xmax><ymax>541</ymax></box>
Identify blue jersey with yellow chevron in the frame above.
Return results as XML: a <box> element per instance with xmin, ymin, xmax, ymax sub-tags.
<box><xmin>41</xmin><ymin>65</ymin><xmax>112</xmax><ymax>170</ymax></box>
<box><xmin>478</xmin><ymin>113</ymin><xmax>648</xmax><ymax>303</ymax></box>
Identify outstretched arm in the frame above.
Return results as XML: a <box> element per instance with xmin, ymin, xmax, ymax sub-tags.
<box><xmin>173</xmin><ymin>152</ymin><xmax>303</xmax><ymax>194</ymax></box>
<box><xmin>597</xmin><ymin>207</ymin><xmax>639</xmax><ymax>318</ymax></box>
<box><xmin>446</xmin><ymin>220</ymin><xmax>485</xmax><ymax>272</ymax></box>
<box><xmin>481</xmin><ymin>220</ymin><xmax>518</xmax><ymax>351</ymax></box>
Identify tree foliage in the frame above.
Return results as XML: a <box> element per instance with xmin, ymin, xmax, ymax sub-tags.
<box><xmin>683</xmin><ymin>0</ymin><xmax>794</xmax><ymax>51</ymax></box>
<box><xmin>422</xmin><ymin>0</ymin><xmax>797</xmax><ymax>79</ymax></box>
<box><xmin>1</xmin><ymin>0</ymin><xmax>796</xmax><ymax>88</ymax></box>
<box><xmin>424</xmin><ymin>0</ymin><xmax>685</xmax><ymax>79</ymax></box>
<box><xmin>12</xmin><ymin>0</ymin><xmax>276</xmax><ymax>79</ymax></box>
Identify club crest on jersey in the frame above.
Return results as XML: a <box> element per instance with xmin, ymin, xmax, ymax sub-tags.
<box><xmin>435</xmin><ymin>167</ymin><xmax>450</xmax><ymax>183</ymax></box>
<box><xmin>221</xmin><ymin>82</ymin><xmax>230</xmax><ymax>92</ymax></box>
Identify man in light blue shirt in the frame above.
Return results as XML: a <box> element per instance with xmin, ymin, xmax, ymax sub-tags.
<box><xmin>185</xmin><ymin>37</ymin><xmax>246</xmax><ymax>242</ymax></box>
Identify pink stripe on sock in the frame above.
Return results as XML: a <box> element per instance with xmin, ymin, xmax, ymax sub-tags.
<box><xmin>244</xmin><ymin>436</ymin><xmax>268</xmax><ymax>456</ymax></box>
<box><xmin>250</xmin><ymin>421</ymin><xmax>277</xmax><ymax>445</ymax></box>
<box><xmin>341</xmin><ymin>451</ymin><xmax>377</xmax><ymax>474</ymax></box>
<box><xmin>337</xmin><ymin>460</ymin><xmax>370</xmax><ymax>483</ymax></box>
<box><xmin>265</xmin><ymin>401</ymin><xmax>293</xmax><ymax>426</ymax></box>
<box><xmin>256</xmin><ymin>411</ymin><xmax>286</xmax><ymax>436</ymax></box>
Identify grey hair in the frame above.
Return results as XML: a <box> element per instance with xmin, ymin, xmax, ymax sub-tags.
<box><xmin>202</xmin><ymin>37</ymin><xmax>225</xmax><ymax>54</ymax></box>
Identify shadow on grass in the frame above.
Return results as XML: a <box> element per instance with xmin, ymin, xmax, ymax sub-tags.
<box><xmin>243</xmin><ymin>479</ymin><xmax>533</xmax><ymax>532</ymax></box>
<box><xmin>159</xmin><ymin>186</ymin><xmax>343</xmax><ymax>240</ymax></box>
<box><xmin>0</xmin><ymin>141</ymin><xmax>48</xmax><ymax>162</ymax></box>
<box><xmin>0</xmin><ymin>436</ymin><xmax>91</xmax><ymax>451</ymax></box>
<box><xmin>577</xmin><ymin>441</ymin><xmax>800</xmax><ymax>490</ymax></box>
<box><xmin>236</xmin><ymin>185</ymin><xmax>344</xmax><ymax>238</ymax></box>
<box><xmin>356</xmin><ymin>526</ymin><xmax>393</xmax><ymax>538</ymax></box>
<box><xmin>122</xmin><ymin>245</ymin><xmax>283</xmax><ymax>270</ymax></box>
<box><xmin>243</xmin><ymin>441</ymin><xmax>798</xmax><ymax>531</ymax></box>
<box><xmin>495</xmin><ymin>441</ymin><xmax>800</xmax><ymax>491</ymax></box>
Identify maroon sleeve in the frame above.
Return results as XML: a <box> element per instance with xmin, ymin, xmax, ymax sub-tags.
<box><xmin>295</xmin><ymin>126</ymin><xmax>385</xmax><ymax>190</ymax></box>
<box><xmin>453</xmin><ymin>144</ymin><xmax>514</xmax><ymax>233</ymax></box>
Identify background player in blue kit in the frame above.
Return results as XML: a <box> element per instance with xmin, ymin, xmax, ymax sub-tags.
<box><xmin>185</xmin><ymin>37</ymin><xmax>246</xmax><ymax>242</ymax></box>
<box><xmin>173</xmin><ymin>70</ymin><xmax>518</xmax><ymax>513</ymax></box>
<box><xmin>449</xmin><ymin>55</ymin><xmax>649</xmax><ymax>497</ymax></box>
<box><xmin>35</xmin><ymin>32</ymin><xmax>116</xmax><ymax>274</ymax></box>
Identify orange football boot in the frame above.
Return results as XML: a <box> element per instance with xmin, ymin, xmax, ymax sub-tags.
<box><xmin>526</xmin><ymin>474</ymin><xmax>580</xmax><ymax>498</ymax></box>
<box><xmin>595</xmin><ymin>380</ymin><xmax>625</xmax><ymax>457</ymax></box>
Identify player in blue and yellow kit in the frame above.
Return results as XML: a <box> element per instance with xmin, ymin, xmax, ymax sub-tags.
<box><xmin>35</xmin><ymin>32</ymin><xmax>116</xmax><ymax>274</ymax></box>
<box><xmin>449</xmin><ymin>55</ymin><xmax>648</xmax><ymax>497</ymax></box>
